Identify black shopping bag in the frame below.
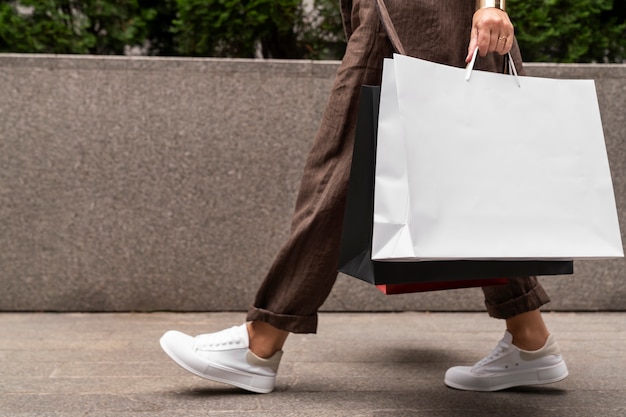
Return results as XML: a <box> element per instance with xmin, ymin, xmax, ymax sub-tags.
<box><xmin>337</xmin><ymin>86</ymin><xmax>574</xmax><ymax>294</ymax></box>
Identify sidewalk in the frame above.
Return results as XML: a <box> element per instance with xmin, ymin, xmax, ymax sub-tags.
<box><xmin>1</xmin><ymin>312</ymin><xmax>624</xmax><ymax>416</ymax></box>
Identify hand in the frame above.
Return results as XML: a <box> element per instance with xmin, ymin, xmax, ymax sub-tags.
<box><xmin>466</xmin><ymin>7</ymin><xmax>514</xmax><ymax>63</ymax></box>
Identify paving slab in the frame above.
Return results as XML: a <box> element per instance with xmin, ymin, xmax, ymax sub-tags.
<box><xmin>1</xmin><ymin>312</ymin><xmax>624</xmax><ymax>416</ymax></box>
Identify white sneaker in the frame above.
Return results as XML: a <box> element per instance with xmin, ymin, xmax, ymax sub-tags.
<box><xmin>444</xmin><ymin>331</ymin><xmax>568</xmax><ymax>391</ymax></box>
<box><xmin>159</xmin><ymin>324</ymin><xmax>282</xmax><ymax>394</ymax></box>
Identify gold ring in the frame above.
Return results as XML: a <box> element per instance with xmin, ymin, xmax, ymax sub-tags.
<box><xmin>498</xmin><ymin>35</ymin><xmax>508</xmax><ymax>43</ymax></box>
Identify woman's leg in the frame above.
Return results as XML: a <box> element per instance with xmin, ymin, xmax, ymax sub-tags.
<box><xmin>246</xmin><ymin>0</ymin><xmax>394</xmax><ymax>336</ymax></box>
<box><xmin>484</xmin><ymin>276</ymin><xmax>552</xmax><ymax>348</ymax></box>
<box><xmin>160</xmin><ymin>0</ymin><xmax>395</xmax><ymax>392</ymax></box>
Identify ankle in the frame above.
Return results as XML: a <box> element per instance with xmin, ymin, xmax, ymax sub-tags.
<box><xmin>247</xmin><ymin>321</ymin><xmax>289</xmax><ymax>359</ymax></box>
<box><xmin>505</xmin><ymin>310</ymin><xmax>550</xmax><ymax>351</ymax></box>
<box><xmin>510</xmin><ymin>330</ymin><xmax>549</xmax><ymax>351</ymax></box>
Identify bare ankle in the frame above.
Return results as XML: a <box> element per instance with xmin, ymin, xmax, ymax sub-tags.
<box><xmin>247</xmin><ymin>321</ymin><xmax>289</xmax><ymax>359</ymax></box>
<box><xmin>505</xmin><ymin>310</ymin><xmax>550</xmax><ymax>351</ymax></box>
<box><xmin>510</xmin><ymin>330</ymin><xmax>549</xmax><ymax>351</ymax></box>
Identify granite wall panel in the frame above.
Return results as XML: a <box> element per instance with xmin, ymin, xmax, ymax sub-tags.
<box><xmin>0</xmin><ymin>55</ymin><xmax>624</xmax><ymax>311</ymax></box>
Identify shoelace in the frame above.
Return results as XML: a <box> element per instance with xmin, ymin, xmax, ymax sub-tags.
<box><xmin>474</xmin><ymin>338</ymin><xmax>510</xmax><ymax>368</ymax></box>
<box><xmin>194</xmin><ymin>326</ymin><xmax>244</xmax><ymax>350</ymax></box>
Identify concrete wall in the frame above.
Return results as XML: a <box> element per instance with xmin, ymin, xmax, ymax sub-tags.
<box><xmin>1</xmin><ymin>54</ymin><xmax>624</xmax><ymax>312</ymax></box>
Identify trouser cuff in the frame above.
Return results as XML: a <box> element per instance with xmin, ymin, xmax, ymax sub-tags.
<box><xmin>485</xmin><ymin>282</ymin><xmax>551</xmax><ymax>319</ymax></box>
<box><xmin>247</xmin><ymin>307</ymin><xmax>318</xmax><ymax>334</ymax></box>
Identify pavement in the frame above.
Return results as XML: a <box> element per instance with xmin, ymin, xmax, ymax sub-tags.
<box><xmin>1</xmin><ymin>311</ymin><xmax>625</xmax><ymax>416</ymax></box>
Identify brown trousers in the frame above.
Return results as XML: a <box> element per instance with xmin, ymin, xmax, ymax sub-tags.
<box><xmin>247</xmin><ymin>0</ymin><xmax>550</xmax><ymax>333</ymax></box>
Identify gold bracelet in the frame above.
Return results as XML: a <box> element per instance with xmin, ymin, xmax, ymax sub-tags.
<box><xmin>476</xmin><ymin>0</ymin><xmax>506</xmax><ymax>11</ymax></box>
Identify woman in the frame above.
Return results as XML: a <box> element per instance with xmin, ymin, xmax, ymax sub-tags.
<box><xmin>159</xmin><ymin>0</ymin><xmax>569</xmax><ymax>394</ymax></box>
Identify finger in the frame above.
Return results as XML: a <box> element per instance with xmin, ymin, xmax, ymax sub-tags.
<box><xmin>496</xmin><ymin>34</ymin><xmax>508</xmax><ymax>54</ymax></box>
<box><xmin>504</xmin><ymin>35</ymin><xmax>513</xmax><ymax>54</ymax></box>
<box><xmin>476</xmin><ymin>28</ymin><xmax>492</xmax><ymax>57</ymax></box>
<box><xmin>497</xmin><ymin>34</ymin><xmax>513</xmax><ymax>55</ymax></box>
<box><xmin>489</xmin><ymin>30</ymin><xmax>500</xmax><ymax>52</ymax></box>
<box><xmin>466</xmin><ymin>28</ymin><xmax>479</xmax><ymax>63</ymax></box>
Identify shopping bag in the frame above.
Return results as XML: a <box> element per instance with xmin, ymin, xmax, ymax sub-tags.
<box><xmin>337</xmin><ymin>86</ymin><xmax>574</xmax><ymax>294</ymax></box>
<box><xmin>372</xmin><ymin>53</ymin><xmax>623</xmax><ymax>261</ymax></box>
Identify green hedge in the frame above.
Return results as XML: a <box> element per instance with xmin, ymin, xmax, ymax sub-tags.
<box><xmin>0</xmin><ymin>0</ymin><xmax>624</xmax><ymax>62</ymax></box>
<box><xmin>509</xmin><ymin>0</ymin><xmax>626</xmax><ymax>63</ymax></box>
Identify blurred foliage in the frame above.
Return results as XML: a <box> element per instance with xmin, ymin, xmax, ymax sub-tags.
<box><xmin>0</xmin><ymin>0</ymin><xmax>346</xmax><ymax>58</ymax></box>
<box><xmin>0</xmin><ymin>0</ymin><xmax>157</xmax><ymax>54</ymax></box>
<box><xmin>173</xmin><ymin>0</ymin><xmax>300</xmax><ymax>57</ymax></box>
<box><xmin>0</xmin><ymin>0</ymin><xmax>624</xmax><ymax>61</ymax></box>
<box><xmin>508</xmin><ymin>0</ymin><xmax>626</xmax><ymax>63</ymax></box>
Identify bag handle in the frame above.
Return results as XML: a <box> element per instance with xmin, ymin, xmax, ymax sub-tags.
<box><xmin>465</xmin><ymin>48</ymin><xmax>521</xmax><ymax>87</ymax></box>
<box><xmin>375</xmin><ymin>0</ymin><xmax>407</xmax><ymax>55</ymax></box>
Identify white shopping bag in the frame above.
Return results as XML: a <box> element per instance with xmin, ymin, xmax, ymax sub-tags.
<box><xmin>372</xmin><ymin>52</ymin><xmax>623</xmax><ymax>261</ymax></box>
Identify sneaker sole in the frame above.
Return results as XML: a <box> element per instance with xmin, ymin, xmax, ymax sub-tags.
<box><xmin>445</xmin><ymin>361</ymin><xmax>569</xmax><ymax>392</ymax></box>
<box><xmin>159</xmin><ymin>336</ymin><xmax>275</xmax><ymax>394</ymax></box>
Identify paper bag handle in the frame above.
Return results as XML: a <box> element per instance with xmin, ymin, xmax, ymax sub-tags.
<box><xmin>465</xmin><ymin>47</ymin><xmax>521</xmax><ymax>87</ymax></box>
